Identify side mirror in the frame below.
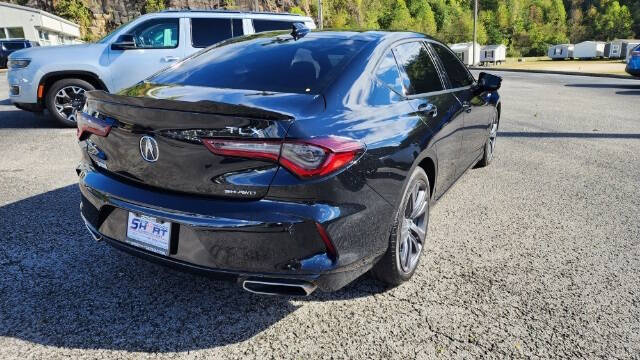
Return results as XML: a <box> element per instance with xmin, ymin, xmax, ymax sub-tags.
<box><xmin>111</xmin><ymin>34</ymin><xmax>137</xmax><ymax>50</ymax></box>
<box><xmin>291</xmin><ymin>22</ymin><xmax>310</xmax><ymax>40</ymax></box>
<box><xmin>477</xmin><ymin>72</ymin><xmax>502</xmax><ymax>92</ymax></box>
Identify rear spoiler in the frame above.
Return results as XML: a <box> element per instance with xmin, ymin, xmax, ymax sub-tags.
<box><xmin>87</xmin><ymin>88</ymin><xmax>293</xmax><ymax>121</ymax></box>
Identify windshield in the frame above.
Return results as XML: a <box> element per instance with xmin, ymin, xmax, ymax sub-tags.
<box><xmin>147</xmin><ymin>33</ymin><xmax>368</xmax><ymax>94</ymax></box>
<box><xmin>97</xmin><ymin>20</ymin><xmax>133</xmax><ymax>44</ymax></box>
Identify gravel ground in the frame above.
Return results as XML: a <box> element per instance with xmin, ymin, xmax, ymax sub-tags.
<box><xmin>1</xmin><ymin>71</ymin><xmax>639</xmax><ymax>359</ymax></box>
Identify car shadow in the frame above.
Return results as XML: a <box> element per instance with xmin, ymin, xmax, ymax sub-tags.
<box><xmin>564</xmin><ymin>83</ymin><xmax>640</xmax><ymax>90</ymax></box>
<box><xmin>0</xmin><ymin>184</ymin><xmax>386</xmax><ymax>352</ymax></box>
<box><xmin>615</xmin><ymin>90</ymin><xmax>640</xmax><ymax>95</ymax></box>
<box><xmin>0</xmin><ymin>108</ymin><xmax>60</xmax><ymax>129</ymax></box>
<box><xmin>499</xmin><ymin>131</ymin><xmax>640</xmax><ymax>139</ymax></box>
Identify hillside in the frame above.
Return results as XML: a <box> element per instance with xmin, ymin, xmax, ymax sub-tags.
<box><xmin>5</xmin><ymin>0</ymin><xmax>639</xmax><ymax>56</ymax></box>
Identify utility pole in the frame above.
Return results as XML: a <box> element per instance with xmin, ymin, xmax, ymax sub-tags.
<box><xmin>318</xmin><ymin>0</ymin><xmax>323</xmax><ymax>30</ymax></box>
<box><xmin>473</xmin><ymin>0</ymin><xmax>478</xmax><ymax>65</ymax></box>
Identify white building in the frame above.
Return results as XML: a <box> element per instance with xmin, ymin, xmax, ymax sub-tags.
<box><xmin>574</xmin><ymin>41</ymin><xmax>605</xmax><ymax>59</ymax></box>
<box><xmin>480</xmin><ymin>44</ymin><xmax>506</xmax><ymax>65</ymax></box>
<box><xmin>449</xmin><ymin>42</ymin><xmax>481</xmax><ymax>66</ymax></box>
<box><xmin>0</xmin><ymin>2</ymin><xmax>81</xmax><ymax>46</ymax></box>
<box><xmin>548</xmin><ymin>44</ymin><xmax>574</xmax><ymax>60</ymax></box>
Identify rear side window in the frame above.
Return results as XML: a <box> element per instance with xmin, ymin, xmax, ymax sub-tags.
<box><xmin>375</xmin><ymin>50</ymin><xmax>404</xmax><ymax>95</ymax></box>
<box><xmin>431</xmin><ymin>42</ymin><xmax>474</xmax><ymax>88</ymax></box>
<box><xmin>191</xmin><ymin>18</ymin><xmax>244</xmax><ymax>48</ymax></box>
<box><xmin>253</xmin><ymin>19</ymin><xmax>295</xmax><ymax>32</ymax></box>
<box><xmin>149</xmin><ymin>35</ymin><xmax>368</xmax><ymax>94</ymax></box>
<box><xmin>1</xmin><ymin>42</ymin><xmax>27</xmax><ymax>50</ymax></box>
<box><xmin>394</xmin><ymin>42</ymin><xmax>443</xmax><ymax>95</ymax></box>
<box><xmin>128</xmin><ymin>18</ymin><xmax>179</xmax><ymax>49</ymax></box>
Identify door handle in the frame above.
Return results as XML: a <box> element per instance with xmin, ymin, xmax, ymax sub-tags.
<box><xmin>462</xmin><ymin>101</ymin><xmax>472</xmax><ymax>113</ymax></box>
<box><xmin>161</xmin><ymin>56</ymin><xmax>180</xmax><ymax>62</ymax></box>
<box><xmin>418</xmin><ymin>103</ymin><xmax>438</xmax><ymax>118</ymax></box>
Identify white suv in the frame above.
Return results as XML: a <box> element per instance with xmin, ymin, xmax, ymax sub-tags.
<box><xmin>7</xmin><ymin>10</ymin><xmax>315</xmax><ymax>126</ymax></box>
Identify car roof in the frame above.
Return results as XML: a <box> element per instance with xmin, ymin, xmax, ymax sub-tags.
<box><xmin>276</xmin><ymin>30</ymin><xmax>432</xmax><ymax>44</ymax></box>
<box><xmin>152</xmin><ymin>9</ymin><xmax>314</xmax><ymax>21</ymax></box>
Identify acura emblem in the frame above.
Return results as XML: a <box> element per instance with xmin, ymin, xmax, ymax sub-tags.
<box><xmin>139</xmin><ymin>136</ymin><xmax>159</xmax><ymax>162</ymax></box>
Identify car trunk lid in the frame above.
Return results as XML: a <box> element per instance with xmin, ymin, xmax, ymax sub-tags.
<box><xmin>83</xmin><ymin>84</ymin><xmax>325</xmax><ymax>199</ymax></box>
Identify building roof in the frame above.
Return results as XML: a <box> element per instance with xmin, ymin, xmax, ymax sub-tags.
<box><xmin>576</xmin><ymin>40</ymin><xmax>605</xmax><ymax>45</ymax></box>
<box><xmin>610</xmin><ymin>39</ymin><xmax>640</xmax><ymax>43</ymax></box>
<box><xmin>481</xmin><ymin>44</ymin><xmax>506</xmax><ymax>50</ymax></box>
<box><xmin>0</xmin><ymin>2</ymin><xmax>79</xmax><ymax>28</ymax></box>
<box><xmin>449</xmin><ymin>42</ymin><xmax>480</xmax><ymax>50</ymax></box>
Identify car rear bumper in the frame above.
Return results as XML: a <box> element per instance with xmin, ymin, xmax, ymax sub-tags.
<box><xmin>625</xmin><ymin>66</ymin><xmax>640</xmax><ymax>76</ymax></box>
<box><xmin>78</xmin><ymin>164</ymin><xmax>387</xmax><ymax>292</ymax></box>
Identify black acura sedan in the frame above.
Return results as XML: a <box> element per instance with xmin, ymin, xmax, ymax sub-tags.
<box><xmin>77</xmin><ymin>29</ymin><xmax>501</xmax><ymax>295</ymax></box>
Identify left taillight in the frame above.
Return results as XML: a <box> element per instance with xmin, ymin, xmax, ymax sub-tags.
<box><xmin>76</xmin><ymin>110</ymin><xmax>114</xmax><ymax>141</ymax></box>
<box><xmin>202</xmin><ymin>136</ymin><xmax>365</xmax><ymax>179</ymax></box>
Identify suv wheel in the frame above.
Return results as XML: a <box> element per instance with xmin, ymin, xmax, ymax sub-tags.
<box><xmin>45</xmin><ymin>78</ymin><xmax>94</xmax><ymax>127</ymax></box>
<box><xmin>372</xmin><ymin>167</ymin><xmax>430</xmax><ymax>286</ymax></box>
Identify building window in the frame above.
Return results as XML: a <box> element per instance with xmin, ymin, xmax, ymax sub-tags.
<box><xmin>6</xmin><ymin>27</ymin><xmax>25</xmax><ymax>39</ymax></box>
<box><xmin>38</xmin><ymin>30</ymin><xmax>51</xmax><ymax>45</ymax></box>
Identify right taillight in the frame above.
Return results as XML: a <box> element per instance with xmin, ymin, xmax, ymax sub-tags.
<box><xmin>202</xmin><ymin>136</ymin><xmax>365</xmax><ymax>179</ymax></box>
<box><xmin>76</xmin><ymin>110</ymin><xmax>114</xmax><ymax>140</ymax></box>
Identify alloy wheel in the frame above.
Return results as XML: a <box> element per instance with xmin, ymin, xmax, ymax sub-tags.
<box><xmin>54</xmin><ymin>86</ymin><xmax>86</xmax><ymax>123</ymax></box>
<box><xmin>398</xmin><ymin>180</ymin><xmax>428</xmax><ymax>273</ymax></box>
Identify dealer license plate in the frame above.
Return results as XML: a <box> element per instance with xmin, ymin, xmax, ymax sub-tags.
<box><xmin>126</xmin><ymin>212</ymin><xmax>171</xmax><ymax>255</ymax></box>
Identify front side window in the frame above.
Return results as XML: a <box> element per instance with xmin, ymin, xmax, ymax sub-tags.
<box><xmin>253</xmin><ymin>19</ymin><xmax>296</xmax><ymax>33</ymax></box>
<box><xmin>148</xmin><ymin>35</ymin><xmax>368</xmax><ymax>94</ymax></box>
<box><xmin>191</xmin><ymin>18</ymin><xmax>244</xmax><ymax>48</ymax></box>
<box><xmin>375</xmin><ymin>50</ymin><xmax>404</xmax><ymax>96</ymax></box>
<box><xmin>394</xmin><ymin>41</ymin><xmax>443</xmax><ymax>95</ymax></box>
<box><xmin>128</xmin><ymin>18</ymin><xmax>179</xmax><ymax>49</ymax></box>
<box><xmin>431</xmin><ymin>42</ymin><xmax>475</xmax><ymax>88</ymax></box>
<box><xmin>0</xmin><ymin>29</ymin><xmax>6</xmax><ymax>39</ymax></box>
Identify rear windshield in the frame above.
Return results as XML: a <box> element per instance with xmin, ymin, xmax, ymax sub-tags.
<box><xmin>147</xmin><ymin>33</ymin><xmax>368</xmax><ymax>94</ymax></box>
<box><xmin>2</xmin><ymin>42</ymin><xmax>27</xmax><ymax>50</ymax></box>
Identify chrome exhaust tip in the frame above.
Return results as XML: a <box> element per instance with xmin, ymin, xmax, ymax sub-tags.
<box><xmin>80</xmin><ymin>211</ymin><xmax>103</xmax><ymax>242</ymax></box>
<box><xmin>242</xmin><ymin>278</ymin><xmax>317</xmax><ymax>296</ymax></box>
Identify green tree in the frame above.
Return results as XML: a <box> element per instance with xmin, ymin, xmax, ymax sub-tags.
<box><xmin>143</xmin><ymin>0</ymin><xmax>166</xmax><ymax>14</ymax></box>
<box><xmin>54</xmin><ymin>0</ymin><xmax>91</xmax><ymax>28</ymax></box>
<box><xmin>379</xmin><ymin>0</ymin><xmax>413</xmax><ymax>30</ymax></box>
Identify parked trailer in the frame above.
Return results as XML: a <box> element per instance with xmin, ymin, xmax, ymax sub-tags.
<box><xmin>623</xmin><ymin>41</ymin><xmax>640</xmax><ymax>61</ymax></box>
<box><xmin>448</xmin><ymin>42</ymin><xmax>481</xmax><ymax>66</ymax></box>
<box><xmin>548</xmin><ymin>44</ymin><xmax>574</xmax><ymax>60</ymax></box>
<box><xmin>480</xmin><ymin>44</ymin><xmax>506</xmax><ymax>65</ymax></box>
<box><xmin>574</xmin><ymin>41</ymin><xmax>606</xmax><ymax>59</ymax></box>
<box><xmin>605</xmin><ymin>40</ymin><xmax>640</xmax><ymax>58</ymax></box>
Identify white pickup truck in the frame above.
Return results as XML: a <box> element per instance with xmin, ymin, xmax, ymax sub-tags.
<box><xmin>7</xmin><ymin>10</ymin><xmax>315</xmax><ymax>126</ymax></box>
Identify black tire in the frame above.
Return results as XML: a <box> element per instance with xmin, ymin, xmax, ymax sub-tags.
<box><xmin>477</xmin><ymin>111</ymin><xmax>499</xmax><ymax>168</ymax></box>
<box><xmin>372</xmin><ymin>167</ymin><xmax>430</xmax><ymax>286</ymax></box>
<box><xmin>45</xmin><ymin>78</ymin><xmax>94</xmax><ymax>127</ymax></box>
